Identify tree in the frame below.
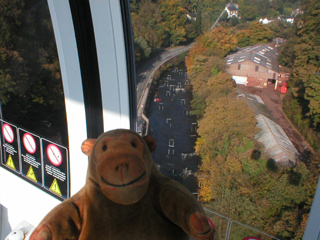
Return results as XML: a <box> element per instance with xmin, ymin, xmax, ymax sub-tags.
<box><xmin>0</xmin><ymin>0</ymin><xmax>25</xmax><ymax>50</ymax></box>
<box><xmin>230</xmin><ymin>16</ymin><xmax>240</xmax><ymax>26</ymax></box>
<box><xmin>0</xmin><ymin>0</ymin><xmax>68</xmax><ymax>144</ymax></box>
<box><xmin>236</xmin><ymin>30</ymin><xmax>251</xmax><ymax>47</ymax></box>
<box><xmin>247</xmin><ymin>21</ymin><xmax>275</xmax><ymax>44</ymax></box>
<box><xmin>281</xmin><ymin>0</ymin><xmax>320</xmax><ymax>128</ymax></box>
<box><xmin>160</xmin><ymin>0</ymin><xmax>188</xmax><ymax>46</ymax></box>
<box><xmin>185</xmin><ymin>9</ymin><xmax>319</xmax><ymax>238</ymax></box>
<box><xmin>193</xmin><ymin>10</ymin><xmax>202</xmax><ymax>36</ymax></box>
<box><xmin>256</xmin><ymin>0</ymin><xmax>271</xmax><ymax>17</ymax></box>
<box><xmin>279</xmin><ymin>36</ymin><xmax>297</xmax><ymax>67</ymax></box>
<box><xmin>191</xmin><ymin>0</ymin><xmax>226</xmax><ymax>31</ymax></box>
<box><xmin>235</xmin><ymin>22</ymin><xmax>275</xmax><ymax>47</ymax></box>
<box><xmin>131</xmin><ymin>1</ymin><xmax>164</xmax><ymax>60</ymax></box>
<box><xmin>186</xmin><ymin>27</ymin><xmax>237</xmax><ymax>72</ymax></box>
<box><xmin>240</xmin><ymin>5</ymin><xmax>257</xmax><ymax>21</ymax></box>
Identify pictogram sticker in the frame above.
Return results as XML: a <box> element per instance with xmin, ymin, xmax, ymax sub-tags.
<box><xmin>19</xmin><ymin>129</ymin><xmax>42</xmax><ymax>186</ymax></box>
<box><xmin>26</xmin><ymin>165</ymin><xmax>37</xmax><ymax>182</ymax></box>
<box><xmin>1</xmin><ymin>121</ymin><xmax>20</xmax><ymax>173</ymax></box>
<box><xmin>47</xmin><ymin>144</ymin><xmax>62</xmax><ymax>166</ymax></box>
<box><xmin>42</xmin><ymin>139</ymin><xmax>69</xmax><ymax>199</ymax></box>
<box><xmin>2</xmin><ymin>123</ymin><xmax>14</xmax><ymax>143</ymax></box>
<box><xmin>23</xmin><ymin>133</ymin><xmax>36</xmax><ymax>154</ymax></box>
<box><xmin>49</xmin><ymin>178</ymin><xmax>62</xmax><ymax>196</ymax></box>
<box><xmin>6</xmin><ymin>155</ymin><xmax>16</xmax><ymax>170</ymax></box>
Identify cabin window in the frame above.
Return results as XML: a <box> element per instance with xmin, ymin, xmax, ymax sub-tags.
<box><xmin>0</xmin><ymin>1</ymin><xmax>68</xmax><ymax>147</ymax></box>
<box><xmin>0</xmin><ymin>0</ymin><xmax>69</xmax><ymax>199</ymax></box>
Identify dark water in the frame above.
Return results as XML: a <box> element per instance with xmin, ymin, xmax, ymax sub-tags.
<box><xmin>146</xmin><ymin>67</ymin><xmax>200</xmax><ymax>193</ymax></box>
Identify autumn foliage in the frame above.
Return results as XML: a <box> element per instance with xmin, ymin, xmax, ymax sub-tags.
<box><xmin>186</xmin><ymin>26</ymin><xmax>318</xmax><ymax>239</ymax></box>
<box><xmin>186</xmin><ymin>27</ymin><xmax>237</xmax><ymax>73</ymax></box>
<box><xmin>130</xmin><ymin>0</ymin><xmax>199</xmax><ymax>62</ymax></box>
<box><xmin>279</xmin><ymin>0</ymin><xmax>320</xmax><ymax>156</ymax></box>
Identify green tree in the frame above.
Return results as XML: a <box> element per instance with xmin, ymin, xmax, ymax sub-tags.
<box><xmin>131</xmin><ymin>1</ymin><xmax>164</xmax><ymax>60</ymax></box>
<box><xmin>230</xmin><ymin>16</ymin><xmax>240</xmax><ymax>26</ymax></box>
<box><xmin>185</xmin><ymin>8</ymin><xmax>319</xmax><ymax>238</ymax></box>
<box><xmin>193</xmin><ymin>10</ymin><xmax>202</xmax><ymax>36</ymax></box>
<box><xmin>281</xmin><ymin>0</ymin><xmax>320</xmax><ymax>128</ymax></box>
<box><xmin>0</xmin><ymin>0</ymin><xmax>68</xmax><ymax>144</ymax></box>
<box><xmin>0</xmin><ymin>0</ymin><xmax>25</xmax><ymax>50</ymax></box>
<box><xmin>160</xmin><ymin>0</ymin><xmax>188</xmax><ymax>45</ymax></box>
<box><xmin>191</xmin><ymin>0</ymin><xmax>226</xmax><ymax>31</ymax></box>
<box><xmin>240</xmin><ymin>5</ymin><xmax>257</xmax><ymax>21</ymax></box>
<box><xmin>247</xmin><ymin>21</ymin><xmax>275</xmax><ymax>44</ymax></box>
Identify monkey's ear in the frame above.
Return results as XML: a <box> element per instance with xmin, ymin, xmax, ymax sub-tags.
<box><xmin>81</xmin><ymin>139</ymin><xmax>96</xmax><ymax>156</ymax></box>
<box><xmin>143</xmin><ymin>136</ymin><xmax>156</xmax><ymax>152</ymax></box>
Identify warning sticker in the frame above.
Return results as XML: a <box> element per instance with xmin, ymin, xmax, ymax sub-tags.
<box><xmin>19</xmin><ymin>129</ymin><xmax>42</xmax><ymax>186</ymax></box>
<box><xmin>0</xmin><ymin>120</ymin><xmax>70</xmax><ymax>200</ymax></box>
<box><xmin>23</xmin><ymin>133</ymin><xmax>37</xmax><ymax>154</ymax></box>
<box><xmin>3</xmin><ymin>124</ymin><xmax>14</xmax><ymax>143</ymax></box>
<box><xmin>6</xmin><ymin>155</ymin><xmax>16</xmax><ymax>170</ymax></box>
<box><xmin>42</xmin><ymin>139</ymin><xmax>69</xmax><ymax>199</ymax></box>
<box><xmin>49</xmin><ymin>178</ymin><xmax>62</xmax><ymax>196</ymax></box>
<box><xmin>26</xmin><ymin>165</ymin><xmax>37</xmax><ymax>182</ymax></box>
<box><xmin>47</xmin><ymin>144</ymin><xmax>62</xmax><ymax>166</ymax></box>
<box><xmin>1</xmin><ymin>121</ymin><xmax>20</xmax><ymax>173</ymax></box>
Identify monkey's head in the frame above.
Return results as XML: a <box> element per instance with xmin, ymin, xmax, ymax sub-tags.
<box><xmin>81</xmin><ymin>129</ymin><xmax>156</xmax><ymax>205</ymax></box>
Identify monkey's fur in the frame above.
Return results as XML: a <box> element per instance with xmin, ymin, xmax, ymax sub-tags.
<box><xmin>30</xmin><ymin>129</ymin><xmax>214</xmax><ymax>240</ymax></box>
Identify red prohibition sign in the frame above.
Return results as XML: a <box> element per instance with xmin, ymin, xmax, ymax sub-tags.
<box><xmin>2</xmin><ymin>124</ymin><xmax>14</xmax><ymax>143</ymax></box>
<box><xmin>242</xmin><ymin>237</ymin><xmax>262</xmax><ymax>240</ymax></box>
<box><xmin>23</xmin><ymin>133</ymin><xmax>37</xmax><ymax>154</ymax></box>
<box><xmin>47</xmin><ymin>144</ymin><xmax>63</xmax><ymax>166</ymax></box>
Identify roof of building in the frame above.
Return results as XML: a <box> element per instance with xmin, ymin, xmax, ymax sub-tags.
<box><xmin>255</xmin><ymin>114</ymin><xmax>298</xmax><ymax>166</ymax></box>
<box><xmin>187</xmin><ymin>12</ymin><xmax>197</xmax><ymax>18</ymax></box>
<box><xmin>242</xmin><ymin>93</ymin><xmax>275</xmax><ymax>120</ymax></box>
<box><xmin>238</xmin><ymin>90</ymin><xmax>299</xmax><ymax>166</ymax></box>
<box><xmin>226</xmin><ymin>3</ymin><xmax>238</xmax><ymax>11</ymax></box>
<box><xmin>282</xmin><ymin>16</ymin><xmax>294</xmax><ymax>20</ymax></box>
<box><xmin>225</xmin><ymin>43</ymin><xmax>279</xmax><ymax>72</ymax></box>
<box><xmin>292</xmin><ymin>8</ymin><xmax>304</xmax><ymax>17</ymax></box>
<box><xmin>273</xmin><ymin>38</ymin><xmax>286</xmax><ymax>45</ymax></box>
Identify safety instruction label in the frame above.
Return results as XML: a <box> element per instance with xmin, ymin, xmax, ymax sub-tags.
<box><xmin>19</xmin><ymin>129</ymin><xmax>42</xmax><ymax>186</ymax></box>
<box><xmin>27</xmin><ymin>165</ymin><xmax>37</xmax><ymax>182</ymax></box>
<box><xmin>0</xmin><ymin>120</ymin><xmax>70</xmax><ymax>200</ymax></box>
<box><xmin>1</xmin><ymin>121</ymin><xmax>20</xmax><ymax>173</ymax></box>
<box><xmin>42</xmin><ymin>139</ymin><xmax>69</xmax><ymax>199</ymax></box>
<box><xmin>50</xmin><ymin>178</ymin><xmax>62</xmax><ymax>196</ymax></box>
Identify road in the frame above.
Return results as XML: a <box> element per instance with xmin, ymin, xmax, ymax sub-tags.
<box><xmin>135</xmin><ymin>44</ymin><xmax>194</xmax><ymax>129</ymax></box>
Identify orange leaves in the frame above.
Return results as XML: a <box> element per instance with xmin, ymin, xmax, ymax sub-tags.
<box><xmin>186</xmin><ymin>27</ymin><xmax>237</xmax><ymax>74</ymax></box>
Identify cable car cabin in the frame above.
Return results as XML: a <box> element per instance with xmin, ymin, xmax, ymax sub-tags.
<box><xmin>0</xmin><ymin>1</ymin><xmax>320</xmax><ymax>240</ymax></box>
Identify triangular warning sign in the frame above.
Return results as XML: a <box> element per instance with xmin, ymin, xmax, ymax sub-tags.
<box><xmin>27</xmin><ymin>166</ymin><xmax>37</xmax><ymax>182</ymax></box>
<box><xmin>6</xmin><ymin>155</ymin><xmax>16</xmax><ymax>170</ymax></box>
<box><xmin>50</xmin><ymin>178</ymin><xmax>62</xmax><ymax>196</ymax></box>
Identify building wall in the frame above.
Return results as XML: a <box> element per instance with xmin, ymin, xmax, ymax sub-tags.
<box><xmin>227</xmin><ymin>60</ymin><xmax>277</xmax><ymax>87</ymax></box>
<box><xmin>246</xmin><ymin>77</ymin><xmax>267</xmax><ymax>87</ymax></box>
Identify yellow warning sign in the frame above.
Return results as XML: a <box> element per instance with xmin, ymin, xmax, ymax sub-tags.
<box><xmin>50</xmin><ymin>178</ymin><xmax>62</xmax><ymax>196</ymax></box>
<box><xmin>6</xmin><ymin>155</ymin><xmax>16</xmax><ymax>170</ymax></box>
<box><xmin>26</xmin><ymin>166</ymin><xmax>37</xmax><ymax>182</ymax></box>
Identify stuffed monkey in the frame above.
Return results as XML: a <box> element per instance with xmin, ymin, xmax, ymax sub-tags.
<box><xmin>30</xmin><ymin>129</ymin><xmax>214</xmax><ymax>240</ymax></box>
